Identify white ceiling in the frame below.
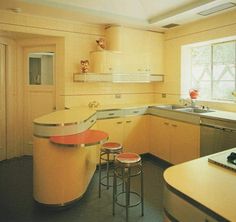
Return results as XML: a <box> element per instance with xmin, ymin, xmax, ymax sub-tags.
<box><xmin>1</xmin><ymin>0</ymin><xmax>236</xmax><ymax>31</ymax></box>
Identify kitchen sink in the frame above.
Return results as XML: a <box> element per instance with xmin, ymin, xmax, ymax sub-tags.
<box><xmin>155</xmin><ymin>104</ymin><xmax>187</xmax><ymax>110</ymax></box>
<box><xmin>176</xmin><ymin>107</ymin><xmax>215</xmax><ymax>113</ymax></box>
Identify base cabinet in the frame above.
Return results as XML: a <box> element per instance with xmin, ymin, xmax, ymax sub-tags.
<box><xmin>150</xmin><ymin>116</ymin><xmax>200</xmax><ymax>164</ymax></box>
<box><xmin>123</xmin><ymin>115</ymin><xmax>149</xmax><ymax>154</ymax></box>
<box><xmin>97</xmin><ymin>115</ymin><xmax>149</xmax><ymax>155</ymax></box>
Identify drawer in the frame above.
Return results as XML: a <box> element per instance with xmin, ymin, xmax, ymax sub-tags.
<box><xmin>124</xmin><ymin>107</ymin><xmax>147</xmax><ymax>116</ymax></box>
<box><xmin>83</xmin><ymin>114</ymin><xmax>97</xmax><ymax>129</ymax></box>
<box><xmin>97</xmin><ymin>109</ymin><xmax>124</xmax><ymax>119</ymax></box>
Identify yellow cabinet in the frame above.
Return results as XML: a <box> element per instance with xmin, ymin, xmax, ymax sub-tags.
<box><xmin>150</xmin><ymin>116</ymin><xmax>170</xmax><ymax>162</ymax></box>
<box><xmin>105</xmin><ymin>26</ymin><xmax>164</xmax><ymax>74</ymax></box>
<box><xmin>123</xmin><ymin>115</ymin><xmax>149</xmax><ymax>154</ymax></box>
<box><xmin>150</xmin><ymin>116</ymin><xmax>200</xmax><ymax>164</ymax></box>
<box><xmin>169</xmin><ymin>119</ymin><xmax>200</xmax><ymax>164</ymax></box>
<box><xmin>97</xmin><ymin>115</ymin><xmax>149</xmax><ymax>155</ymax></box>
<box><xmin>90</xmin><ymin>50</ymin><xmax>122</xmax><ymax>73</ymax></box>
<box><xmin>97</xmin><ymin>118</ymin><xmax>124</xmax><ymax>144</ymax></box>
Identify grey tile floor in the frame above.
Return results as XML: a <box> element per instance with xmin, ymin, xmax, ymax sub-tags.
<box><xmin>0</xmin><ymin>156</ymin><xmax>168</xmax><ymax>222</ymax></box>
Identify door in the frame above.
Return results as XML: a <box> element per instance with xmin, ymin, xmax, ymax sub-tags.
<box><xmin>23</xmin><ymin>46</ymin><xmax>56</xmax><ymax>155</ymax></box>
<box><xmin>0</xmin><ymin>44</ymin><xmax>6</xmax><ymax>161</ymax></box>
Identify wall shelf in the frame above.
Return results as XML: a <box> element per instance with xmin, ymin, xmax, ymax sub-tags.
<box><xmin>73</xmin><ymin>73</ymin><xmax>164</xmax><ymax>83</ymax></box>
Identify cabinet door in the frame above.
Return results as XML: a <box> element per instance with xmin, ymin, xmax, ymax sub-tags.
<box><xmin>97</xmin><ymin>118</ymin><xmax>124</xmax><ymax>144</ymax></box>
<box><xmin>123</xmin><ymin>115</ymin><xmax>149</xmax><ymax>154</ymax></box>
<box><xmin>149</xmin><ymin>116</ymin><xmax>170</xmax><ymax>162</ymax></box>
<box><xmin>147</xmin><ymin>32</ymin><xmax>164</xmax><ymax>74</ymax></box>
<box><xmin>170</xmin><ymin>120</ymin><xmax>200</xmax><ymax>164</ymax></box>
<box><xmin>90</xmin><ymin>51</ymin><xmax>121</xmax><ymax>73</ymax></box>
<box><xmin>96</xmin><ymin>118</ymin><xmax>124</xmax><ymax>163</ymax></box>
<box><xmin>90</xmin><ymin>51</ymin><xmax>107</xmax><ymax>73</ymax></box>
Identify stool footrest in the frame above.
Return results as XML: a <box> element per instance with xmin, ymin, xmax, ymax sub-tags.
<box><xmin>114</xmin><ymin>191</ymin><xmax>142</xmax><ymax>208</ymax></box>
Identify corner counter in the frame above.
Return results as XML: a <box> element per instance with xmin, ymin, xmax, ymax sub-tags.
<box><xmin>163</xmin><ymin>148</ymin><xmax>236</xmax><ymax>222</ymax></box>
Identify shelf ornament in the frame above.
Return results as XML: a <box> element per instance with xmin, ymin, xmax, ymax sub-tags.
<box><xmin>80</xmin><ymin>60</ymin><xmax>89</xmax><ymax>73</ymax></box>
<box><xmin>96</xmin><ymin>38</ymin><xmax>106</xmax><ymax>50</ymax></box>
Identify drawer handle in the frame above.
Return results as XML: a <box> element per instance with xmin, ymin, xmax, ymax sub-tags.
<box><xmin>172</xmin><ymin>124</ymin><xmax>177</xmax><ymax>127</ymax></box>
<box><xmin>90</xmin><ymin>119</ymin><xmax>95</xmax><ymax>123</ymax></box>
<box><xmin>133</xmin><ymin>111</ymin><xmax>139</xmax><ymax>113</ymax></box>
<box><xmin>164</xmin><ymin>122</ymin><xmax>169</xmax><ymax>125</ymax></box>
<box><xmin>117</xmin><ymin>121</ymin><xmax>122</xmax><ymax>124</ymax></box>
<box><xmin>126</xmin><ymin>120</ymin><xmax>132</xmax><ymax>123</ymax></box>
<box><xmin>108</xmin><ymin>113</ymin><xmax>115</xmax><ymax>116</ymax></box>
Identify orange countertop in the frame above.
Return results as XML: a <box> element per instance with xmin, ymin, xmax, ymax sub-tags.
<box><xmin>50</xmin><ymin>129</ymin><xmax>108</xmax><ymax>146</ymax></box>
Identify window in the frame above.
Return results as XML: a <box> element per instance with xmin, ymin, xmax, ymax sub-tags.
<box><xmin>29</xmin><ymin>52</ymin><xmax>54</xmax><ymax>85</ymax></box>
<box><xmin>182</xmin><ymin>38</ymin><xmax>236</xmax><ymax>102</ymax></box>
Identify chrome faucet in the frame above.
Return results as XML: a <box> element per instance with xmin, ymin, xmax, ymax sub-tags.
<box><xmin>88</xmin><ymin>101</ymin><xmax>100</xmax><ymax>108</ymax></box>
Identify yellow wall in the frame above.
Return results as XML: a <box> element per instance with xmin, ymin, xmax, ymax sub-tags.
<box><xmin>0</xmin><ymin>10</ymin><xmax>155</xmax><ymax>157</ymax></box>
<box><xmin>156</xmin><ymin>9</ymin><xmax>236</xmax><ymax>112</ymax></box>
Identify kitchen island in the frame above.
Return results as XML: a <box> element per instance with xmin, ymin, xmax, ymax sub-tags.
<box><xmin>164</xmin><ymin>148</ymin><xmax>236</xmax><ymax>222</ymax></box>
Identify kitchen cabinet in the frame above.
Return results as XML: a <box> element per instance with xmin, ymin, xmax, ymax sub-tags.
<box><xmin>150</xmin><ymin>116</ymin><xmax>200</xmax><ymax>164</ymax></box>
<box><xmin>170</xmin><ymin>119</ymin><xmax>200</xmax><ymax>164</ymax></box>
<box><xmin>90</xmin><ymin>50</ymin><xmax>122</xmax><ymax>74</ymax></box>
<box><xmin>105</xmin><ymin>26</ymin><xmax>164</xmax><ymax>74</ymax></box>
<box><xmin>123</xmin><ymin>53</ymin><xmax>151</xmax><ymax>74</ymax></box>
<box><xmin>123</xmin><ymin>115</ymin><xmax>149</xmax><ymax>154</ymax></box>
<box><xmin>150</xmin><ymin>116</ymin><xmax>170</xmax><ymax>162</ymax></box>
<box><xmin>97</xmin><ymin>115</ymin><xmax>149</xmax><ymax>155</ymax></box>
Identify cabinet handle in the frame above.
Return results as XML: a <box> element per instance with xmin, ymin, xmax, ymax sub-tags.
<box><xmin>90</xmin><ymin>119</ymin><xmax>95</xmax><ymax>123</ymax></box>
<box><xmin>172</xmin><ymin>124</ymin><xmax>177</xmax><ymax>127</ymax></box>
<box><xmin>164</xmin><ymin>122</ymin><xmax>169</xmax><ymax>125</ymax></box>
<box><xmin>116</xmin><ymin>121</ymin><xmax>123</xmax><ymax>124</ymax></box>
<box><xmin>108</xmin><ymin>113</ymin><xmax>115</xmax><ymax>116</ymax></box>
<box><xmin>133</xmin><ymin>111</ymin><xmax>139</xmax><ymax>113</ymax></box>
<box><xmin>126</xmin><ymin>120</ymin><xmax>132</xmax><ymax>123</ymax></box>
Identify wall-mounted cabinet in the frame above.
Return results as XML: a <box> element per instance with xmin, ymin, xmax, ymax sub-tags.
<box><xmin>90</xmin><ymin>50</ymin><xmax>122</xmax><ymax>74</ymax></box>
<box><xmin>75</xmin><ymin>26</ymin><xmax>164</xmax><ymax>83</ymax></box>
<box><xmin>106</xmin><ymin>26</ymin><xmax>164</xmax><ymax>74</ymax></box>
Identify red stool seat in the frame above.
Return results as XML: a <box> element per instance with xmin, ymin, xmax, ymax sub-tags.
<box><xmin>102</xmin><ymin>142</ymin><xmax>122</xmax><ymax>153</ymax></box>
<box><xmin>116</xmin><ymin>152</ymin><xmax>141</xmax><ymax>164</ymax></box>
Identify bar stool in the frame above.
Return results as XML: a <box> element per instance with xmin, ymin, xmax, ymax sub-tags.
<box><xmin>113</xmin><ymin>152</ymin><xmax>144</xmax><ymax>222</ymax></box>
<box><xmin>98</xmin><ymin>142</ymin><xmax>123</xmax><ymax>198</ymax></box>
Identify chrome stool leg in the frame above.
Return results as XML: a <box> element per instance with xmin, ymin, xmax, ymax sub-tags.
<box><xmin>112</xmin><ymin>152</ymin><xmax>144</xmax><ymax>222</ymax></box>
<box><xmin>98</xmin><ymin>142</ymin><xmax>123</xmax><ymax>198</ymax></box>
<box><xmin>98</xmin><ymin>150</ymin><xmax>102</xmax><ymax>198</ymax></box>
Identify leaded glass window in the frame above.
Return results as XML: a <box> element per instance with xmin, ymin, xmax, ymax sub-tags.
<box><xmin>190</xmin><ymin>40</ymin><xmax>236</xmax><ymax>101</ymax></box>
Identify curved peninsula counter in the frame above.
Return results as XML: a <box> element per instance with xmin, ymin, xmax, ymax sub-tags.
<box><xmin>33</xmin><ymin>107</ymin><xmax>108</xmax><ymax>207</ymax></box>
<box><xmin>163</xmin><ymin>148</ymin><xmax>236</xmax><ymax>222</ymax></box>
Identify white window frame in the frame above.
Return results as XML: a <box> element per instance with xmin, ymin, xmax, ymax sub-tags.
<box><xmin>181</xmin><ymin>35</ymin><xmax>236</xmax><ymax>103</ymax></box>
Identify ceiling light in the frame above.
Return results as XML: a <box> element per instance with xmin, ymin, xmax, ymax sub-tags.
<box><xmin>162</xmin><ymin>23</ymin><xmax>180</xmax><ymax>29</ymax></box>
<box><xmin>198</xmin><ymin>2</ymin><xmax>236</xmax><ymax>16</ymax></box>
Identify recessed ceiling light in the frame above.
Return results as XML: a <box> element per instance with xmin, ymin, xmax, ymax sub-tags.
<box><xmin>198</xmin><ymin>2</ymin><xmax>236</xmax><ymax>16</ymax></box>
